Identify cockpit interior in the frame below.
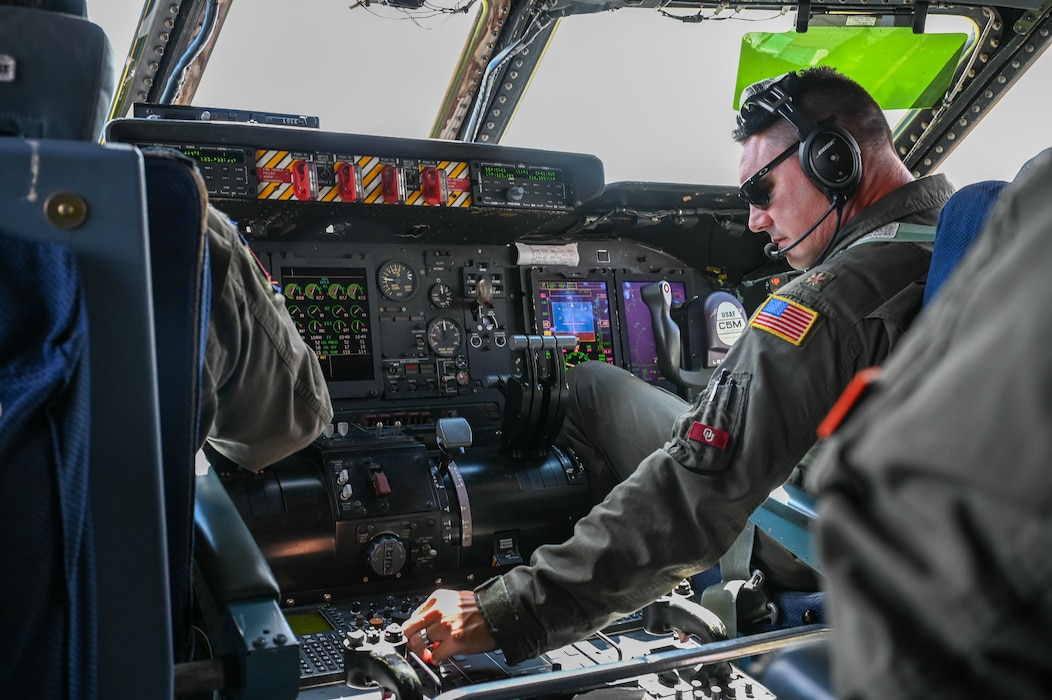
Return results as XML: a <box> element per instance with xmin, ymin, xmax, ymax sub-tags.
<box><xmin>4</xmin><ymin>0</ymin><xmax>1051</xmax><ymax>698</ymax></box>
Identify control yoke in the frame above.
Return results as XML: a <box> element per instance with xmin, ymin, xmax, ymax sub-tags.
<box><xmin>641</xmin><ymin>281</ymin><xmax>710</xmax><ymax>390</ymax></box>
<box><xmin>641</xmin><ymin>591</ymin><xmax>733</xmax><ymax>688</ymax></box>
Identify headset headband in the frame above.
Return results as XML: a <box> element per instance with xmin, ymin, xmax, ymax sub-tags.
<box><xmin>735</xmin><ymin>71</ymin><xmax>863</xmax><ymax>204</ymax></box>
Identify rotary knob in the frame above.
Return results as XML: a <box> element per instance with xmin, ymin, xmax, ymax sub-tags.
<box><xmin>365</xmin><ymin>534</ymin><xmax>408</xmax><ymax>577</ymax></box>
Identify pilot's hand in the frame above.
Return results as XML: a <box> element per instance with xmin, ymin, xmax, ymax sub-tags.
<box><xmin>403</xmin><ymin>588</ymin><xmax>498</xmax><ymax>664</ymax></box>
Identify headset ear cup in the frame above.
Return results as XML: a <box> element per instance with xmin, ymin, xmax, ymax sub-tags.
<box><xmin>799</xmin><ymin>126</ymin><xmax>862</xmax><ymax>201</ymax></box>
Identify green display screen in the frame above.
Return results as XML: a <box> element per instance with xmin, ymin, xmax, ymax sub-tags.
<box><xmin>285</xmin><ymin>610</ymin><xmax>335</xmax><ymax>636</ymax></box>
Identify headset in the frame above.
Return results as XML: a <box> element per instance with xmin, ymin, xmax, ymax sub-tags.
<box><xmin>737</xmin><ymin>72</ymin><xmax>863</xmax><ymax>206</ymax></box>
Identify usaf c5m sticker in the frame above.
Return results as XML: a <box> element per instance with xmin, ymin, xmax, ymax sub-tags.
<box><xmin>750</xmin><ymin>295</ymin><xmax>818</xmax><ymax>345</ymax></box>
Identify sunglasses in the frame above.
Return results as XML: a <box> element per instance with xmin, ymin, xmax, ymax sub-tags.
<box><xmin>738</xmin><ymin>142</ymin><xmax>797</xmax><ymax>209</ymax></box>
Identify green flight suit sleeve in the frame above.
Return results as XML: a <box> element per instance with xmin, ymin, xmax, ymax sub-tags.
<box><xmin>200</xmin><ymin>207</ymin><xmax>334</xmax><ymax>472</ymax></box>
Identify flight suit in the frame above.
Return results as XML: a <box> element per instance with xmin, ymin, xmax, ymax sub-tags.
<box><xmin>200</xmin><ymin>207</ymin><xmax>333</xmax><ymax>471</ymax></box>
<box><xmin>475</xmin><ymin>174</ymin><xmax>954</xmax><ymax>665</ymax></box>
<box><xmin>814</xmin><ymin>152</ymin><xmax>1052</xmax><ymax>699</ymax></box>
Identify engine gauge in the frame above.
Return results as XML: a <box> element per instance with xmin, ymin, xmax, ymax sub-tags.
<box><xmin>378</xmin><ymin>260</ymin><xmax>417</xmax><ymax>301</ymax></box>
<box><xmin>429</xmin><ymin>283</ymin><xmax>454</xmax><ymax>309</ymax></box>
<box><xmin>427</xmin><ymin>317</ymin><xmax>463</xmax><ymax>357</ymax></box>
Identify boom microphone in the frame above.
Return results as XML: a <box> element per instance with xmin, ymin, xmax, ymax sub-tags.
<box><xmin>763</xmin><ymin>200</ymin><xmax>840</xmax><ymax>260</ymax></box>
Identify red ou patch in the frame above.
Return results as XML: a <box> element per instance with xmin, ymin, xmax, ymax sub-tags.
<box><xmin>688</xmin><ymin>421</ymin><xmax>730</xmax><ymax>450</ymax></box>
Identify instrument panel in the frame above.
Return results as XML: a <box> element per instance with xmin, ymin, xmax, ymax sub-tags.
<box><xmin>106</xmin><ymin>118</ymin><xmax>776</xmax><ymax>697</ymax></box>
<box><xmin>250</xmin><ymin>239</ymin><xmax>704</xmax><ymax>439</ymax></box>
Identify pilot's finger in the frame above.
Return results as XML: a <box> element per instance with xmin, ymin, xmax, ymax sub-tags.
<box><xmin>403</xmin><ymin>595</ymin><xmax>444</xmax><ymax>655</ymax></box>
<box><xmin>404</xmin><ymin>593</ymin><xmax>442</xmax><ymax>634</ymax></box>
<box><xmin>406</xmin><ymin>625</ymin><xmax>438</xmax><ymax>658</ymax></box>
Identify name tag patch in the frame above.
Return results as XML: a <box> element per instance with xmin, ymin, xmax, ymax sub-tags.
<box><xmin>688</xmin><ymin>421</ymin><xmax>730</xmax><ymax>450</ymax></box>
<box><xmin>749</xmin><ymin>295</ymin><xmax>818</xmax><ymax>346</ymax></box>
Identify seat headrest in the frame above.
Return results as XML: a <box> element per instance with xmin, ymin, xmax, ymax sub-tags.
<box><xmin>0</xmin><ymin>3</ymin><xmax>115</xmax><ymax>141</ymax></box>
<box><xmin>50</xmin><ymin>0</ymin><xmax>88</xmax><ymax>16</ymax></box>
<box><xmin>923</xmin><ymin>180</ymin><xmax>1008</xmax><ymax>307</ymax></box>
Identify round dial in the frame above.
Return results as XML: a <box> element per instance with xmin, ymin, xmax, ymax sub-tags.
<box><xmin>427</xmin><ymin>317</ymin><xmax>463</xmax><ymax>357</ymax></box>
<box><xmin>365</xmin><ymin>534</ymin><xmax>407</xmax><ymax>577</ymax></box>
<box><xmin>429</xmin><ymin>283</ymin><xmax>454</xmax><ymax>309</ymax></box>
<box><xmin>377</xmin><ymin>260</ymin><xmax>417</xmax><ymax>301</ymax></box>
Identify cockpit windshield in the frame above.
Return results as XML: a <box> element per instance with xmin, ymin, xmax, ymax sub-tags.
<box><xmin>95</xmin><ymin>0</ymin><xmax>1050</xmax><ymax>185</ymax></box>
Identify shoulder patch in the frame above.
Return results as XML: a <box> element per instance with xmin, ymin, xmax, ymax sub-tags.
<box><xmin>749</xmin><ymin>295</ymin><xmax>819</xmax><ymax>346</ymax></box>
<box><xmin>801</xmin><ymin>270</ymin><xmax>835</xmax><ymax>292</ymax></box>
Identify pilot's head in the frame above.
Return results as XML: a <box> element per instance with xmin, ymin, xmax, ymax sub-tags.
<box><xmin>733</xmin><ymin>67</ymin><xmax>902</xmax><ymax>270</ymax></box>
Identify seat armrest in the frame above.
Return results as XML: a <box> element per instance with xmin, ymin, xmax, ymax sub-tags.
<box><xmin>749</xmin><ymin>482</ymin><xmax>820</xmax><ymax>573</ymax></box>
<box><xmin>189</xmin><ymin>468</ymin><xmax>299</xmax><ymax>700</ymax></box>
<box><xmin>194</xmin><ymin>468</ymin><xmax>280</xmax><ymax>601</ymax></box>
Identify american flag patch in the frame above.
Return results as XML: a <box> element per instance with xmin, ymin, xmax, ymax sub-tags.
<box><xmin>750</xmin><ymin>295</ymin><xmax>818</xmax><ymax>345</ymax></box>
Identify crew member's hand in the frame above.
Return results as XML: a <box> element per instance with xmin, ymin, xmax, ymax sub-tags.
<box><xmin>403</xmin><ymin>588</ymin><xmax>498</xmax><ymax>664</ymax></box>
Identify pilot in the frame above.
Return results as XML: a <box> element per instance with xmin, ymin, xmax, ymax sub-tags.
<box><xmin>200</xmin><ymin>205</ymin><xmax>333</xmax><ymax>471</ymax></box>
<box><xmin>404</xmin><ymin>67</ymin><xmax>954</xmax><ymax>665</ymax></box>
<box><xmin>813</xmin><ymin>149</ymin><xmax>1052</xmax><ymax>699</ymax></box>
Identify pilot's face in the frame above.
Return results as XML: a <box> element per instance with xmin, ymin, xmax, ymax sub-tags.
<box><xmin>739</xmin><ymin>133</ymin><xmax>836</xmax><ymax>270</ymax></box>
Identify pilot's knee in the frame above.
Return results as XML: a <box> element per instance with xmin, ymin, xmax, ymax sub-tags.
<box><xmin>567</xmin><ymin>361</ymin><xmax>632</xmax><ymax>400</ymax></box>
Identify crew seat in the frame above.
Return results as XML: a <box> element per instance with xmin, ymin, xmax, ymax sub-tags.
<box><xmin>923</xmin><ymin>179</ymin><xmax>1009</xmax><ymax>307</ymax></box>
<box><xmin>0</xmin><ymin>3</ymin><xmax>297</xmax><ymax>698</ymax></box>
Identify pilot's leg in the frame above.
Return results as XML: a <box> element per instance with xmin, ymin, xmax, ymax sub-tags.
<box><xmin>559</xmin><ymin>361</ymin><xmax>686</xmax><ymax>502</ymax></box>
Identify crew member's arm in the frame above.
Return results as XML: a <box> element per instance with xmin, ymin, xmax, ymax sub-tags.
<box><xmin>406</xmin><ymin>289</ymin><xmax>850</xmax><ymax>663</ymax></box>
<box><xmin>200</xmin><ymin>207</ymin><xmax>333</xmax><ymax>471</ymax></box>
<box><xmin>406</xmin><ymin>237</ymin><xmax>932</xmax><ymax>665</ymax></box>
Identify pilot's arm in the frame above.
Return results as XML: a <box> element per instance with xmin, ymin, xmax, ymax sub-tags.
<box><xmin>199</xmin><ymin>207</ymin><xmax>333</xmax><ymax>472</ymax></box>
<box><xmin>406</xmin><ymin>232</ymin><xmax>933</xmax><ymax>664</ymax></box>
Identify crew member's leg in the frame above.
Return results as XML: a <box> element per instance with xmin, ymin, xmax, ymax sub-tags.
<box><xmin>559</xmin><ymin>362</ymin><xmax>687</xmax><ymax>502</ymax></box>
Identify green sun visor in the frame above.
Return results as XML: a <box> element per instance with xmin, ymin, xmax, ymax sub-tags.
<box><xmin>735</xmin><ymin>25</ymin><xmax>969</xmax><ymax>110</ymax></box>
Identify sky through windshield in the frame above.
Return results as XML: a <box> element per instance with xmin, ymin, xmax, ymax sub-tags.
<box><xmin>94</xmin><ymin>0</ymin><xmax>1052</xmax><ymax>188</ymax></box>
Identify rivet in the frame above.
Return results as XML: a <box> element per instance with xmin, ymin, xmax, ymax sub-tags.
<box><xmin>44</xmin><ymin>192</ymin><xmax>88</xmax><ymax>230</ymax></box>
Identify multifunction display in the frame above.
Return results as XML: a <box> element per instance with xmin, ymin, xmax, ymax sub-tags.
<box><xmin>534</xmin><ymin>279</ymin><xmax>616</xmax><ymax>367</ymax></box>
<box><xmin>176</xmin><ymin>145</ymin><xmax>254</xmax><ymax>197</ymax></box>
<box><xmin>281</xmin><ymin>266</ymin><xmax>375</xmax><ymax>382</ymax></box>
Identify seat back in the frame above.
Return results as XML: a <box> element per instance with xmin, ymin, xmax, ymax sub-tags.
<box><xmin>142</xmin><ymin>148</ymin><xmax>213</xmax><ymax>663</ymax></box>
<box><xmin>0</xmin><ymin>2</ymin><xmax>209</xmax><ymax>695</ymax></box>
<box><xmin>0</xmin><ymin>2</ymin><xmax>115</xmax><ymax>141</ymax></box>
<box><xmin>2</xmin><ymin>5</ymin><xmax>299</xmax><ymax>697</ymax></box>
<box><xmin>0</xmin><ymin>170</ymin><xmax>94</xmax><ymax>700</ymax></box>
<box><xmin>1</xmin><ymin>138</ymin><xmax>173</xmax><ymax>699</ymax></box>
